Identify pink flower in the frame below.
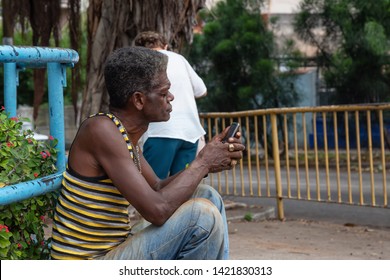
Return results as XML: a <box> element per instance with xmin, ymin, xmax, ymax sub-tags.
<box><xmin>6</xmin><ymin>142</ymin><xmax>13</xmax><ymax>147</ymax></box>
<box><xmin>40</xmin><ymin>215</ymin><xmax>45</xmax><ymax>221</ymax></box>
<box><xmin>34</xmin><ymin>173</ymin><xmax>39</xmax><ymax>178</ymax></box>
<box><xmin>40</xmin><ymin>151</ymin><xmax>48</xmax><ymax>159</ymax></box>
<box><xmin>17</xmin><ymin>243</ymin><xmax>22</xmax><ymax>249</ymax></box>
<box><xmin>1</xmin><ymin>106</ymin><xmax>5</xmax><ymax>111</ymax></box>
<box><xmin>0</xmin><ymin>224</ymin><xmax>9</xmax><ymax>233</ymax></box>
<box><xmin>49</xmin><ymin>135</ymin><xmax>54</xmax><ymax>140</ymax></box>
<box><xmin>10</xmin><ymin>117</ymin><xmax>18</xmax><ymax>122</ymax></box>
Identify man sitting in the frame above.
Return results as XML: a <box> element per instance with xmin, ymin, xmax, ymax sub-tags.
<box><xmin>50</xmin><ymin>46</ymin><xmax>244</xmax><ymax>260</ymax></box>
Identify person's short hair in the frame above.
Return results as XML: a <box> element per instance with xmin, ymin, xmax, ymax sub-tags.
<box><xmin>134</xmin><ymin>31</ymin><xmax>167</xmax><ymax>49</ymax></box>
<box><xmin>104</xmin><ymin>46</ymin><xmax>168</xmax><ymax>108</ymax></box>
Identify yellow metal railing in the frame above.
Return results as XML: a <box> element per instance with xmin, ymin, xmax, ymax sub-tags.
<box><xmin>200</xmin><ymin>104</ymin><xmax>390</xmax><ymax>220</ymax></box>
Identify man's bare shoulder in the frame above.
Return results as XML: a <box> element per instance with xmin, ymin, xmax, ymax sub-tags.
<box><xmin>80</xmin><ymin>115</ymin><xmax>116</xmax><ymax>133</ymax></box>
<box><xmin>76</xmin><ymin>115</ymin><xmax>121</xmax><ymax>148</ymax></box>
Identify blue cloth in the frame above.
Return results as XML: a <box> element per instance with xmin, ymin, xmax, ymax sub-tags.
<box><xmin>95</xmin><ymin>184</ymin><xmax>229</xmax><ymax>260</ymax></box>
<box><xmin>143</xmin><ymin>137</ymin><xmax>198</xmax><ymax>179</ymax></box>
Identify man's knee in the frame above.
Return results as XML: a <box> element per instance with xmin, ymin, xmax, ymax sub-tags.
<box><xmin>194</xmin><ymin>184</ymin><xmax>224</xmax><ymax>209</ymax></box>
<box><xmin>186</xmin><ymin>198</ymin><xmax>224</xmax><ymax>231</ymax></box>
<box><xmin>195</xmin><ymin>183</ymin><xmax>222</xmax><ymax>199</ymax></box>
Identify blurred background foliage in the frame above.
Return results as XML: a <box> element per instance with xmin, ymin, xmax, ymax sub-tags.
<box><xmin>1</xmin><ymin>0</ymin><xmax>390</xmax><ymax>118</ymax></box>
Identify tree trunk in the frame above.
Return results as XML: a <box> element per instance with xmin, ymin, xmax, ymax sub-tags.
<box><xmin>2</xmin><ymin>0</ymin><xmax>16</xmax><ymax>45</ymax></box>
<box><xmin>29</xmin><ymin>0</ymin><xmax>61</xmax><ymax>121</ymax></box>
<box><xmin>1</xmin><ymin>0</ymin><xmax>61</xmax><ymax>120</ymax></box>
<box><xmin>79</xmin><ymin>0</ymin><xmax>206</xmax><ymax>123</ymax></box>
<box><xmin>69</xmin><ymin>0</ymin><xmax>82</xmax><ymax>124</ymax></box>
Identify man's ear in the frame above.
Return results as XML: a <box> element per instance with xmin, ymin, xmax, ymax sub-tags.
<box><xmin>132</xmin><ymin>91</ymin><xmax>145</xmax><ymax>110</ymax></box>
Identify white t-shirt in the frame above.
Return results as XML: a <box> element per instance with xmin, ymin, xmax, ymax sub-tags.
<box><xmin>144</xmin><ymin>50</ymin><xmax>207</xmax><ymax>143</ymax></box>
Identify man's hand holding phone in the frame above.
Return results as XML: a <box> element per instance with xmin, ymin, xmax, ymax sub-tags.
<box><xmin>221</xmin><ymin>122</ymin><xmax>243</xmax><ymax>167</ymax></box>
<box><xmin>196</xmin><ymin>122</ymin><xmax>245</xmax><ymax>174</ymax></box>
<box><xmin>222</xmin><ymin>122</ymin><xmax>240</xmax><ymax>143</ymax></box>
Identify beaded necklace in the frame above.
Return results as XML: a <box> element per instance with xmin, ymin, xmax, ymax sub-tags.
<box><xmin>130</xmin><ymin>142</ymin><xmax>141</xmax><ymax>174</ymax></box>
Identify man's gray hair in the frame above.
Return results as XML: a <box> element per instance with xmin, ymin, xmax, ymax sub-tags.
<box><xmin>104</xmin><ymin>46</ymin><xmax>168</xmax><ymax>108</ymax></box>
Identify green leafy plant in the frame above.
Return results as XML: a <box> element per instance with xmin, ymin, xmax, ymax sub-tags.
<box><xmin>244</xmin><ymin>212</ymin><xmax>253</xmax><ymax>222</ymax></box>
<box><xmin>0</xmin><ymin>106</ymin><xmax>59</xmax><ymax>259</ymax></box>
<box><xmin>188</xmin><ymin>0</ymin><xmax>300</xmax><ymax>113</ymax></box>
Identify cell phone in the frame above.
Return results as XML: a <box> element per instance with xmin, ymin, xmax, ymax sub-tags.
<box><xmin>222</xmin><ymin>122</ymin><xmax>240</xmax><ymax>143</ymax></box>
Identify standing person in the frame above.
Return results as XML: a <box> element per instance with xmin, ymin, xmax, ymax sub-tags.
<box><xmin>134</xmin><ymin>31</ymin><xmax>207</xmax><ymax>179</ymax></box>
<box><xmin>50</xmin><ymin>46</ymin><xmax>244</xmax><ymax>260</ymax></box>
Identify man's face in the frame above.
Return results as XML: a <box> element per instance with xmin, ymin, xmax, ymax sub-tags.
<box><xmin>144</xmin><ymin>71</ymin><xmax>173</xmax><ymax>122</ymax></box>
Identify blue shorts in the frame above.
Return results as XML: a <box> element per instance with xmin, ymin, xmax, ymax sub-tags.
<box><xmin>143</xmin><ymin>137</ymin><xmax>198</xmax><ymax>179</ymax></box>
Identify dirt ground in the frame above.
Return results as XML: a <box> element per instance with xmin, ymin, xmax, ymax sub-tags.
<box><xmin>226</xmin><ymin>205</ymin><xmax>390</xmax><ymax>260</ymax></box>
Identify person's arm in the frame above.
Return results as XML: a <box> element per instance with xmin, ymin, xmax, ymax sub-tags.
<box><xmin>182</xmin><ymin>56</ymin><xmax>207</xmax><ymax>99</ymax></box>
<box><xmin>139</xmin><ymin>128</ymin><xmax>243</xmax><ymax>220</ymax></box>
<box><xmin>143</xmin><ymin>128</ymin><xmax>243</xmax><ymax>191</ymax></box>
<box><xmin>75</xmin><ymin>118</ymin><xmax>243</xmax><ymax>226</ymax></box>
<box><xmin>140</xmin><ymin>156</ymin><xmax>182</xmax><ymax>191</ymax></box>
<box><xmin>195</xmin><ymin>91</ymin><xmax>207</xmax><ymax>99</ymax></box>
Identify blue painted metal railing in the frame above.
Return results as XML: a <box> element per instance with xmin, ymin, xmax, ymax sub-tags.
<box><xmin>0</xmin><ymin>46</ymin><xmax>79</xmax><ymax>205</ymax></box>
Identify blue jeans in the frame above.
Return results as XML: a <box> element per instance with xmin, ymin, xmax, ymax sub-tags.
<box><xmin>143</xmin><ymin>137</ymin><xmax>198</xmax><ymax>179</ymax></box>
<box><xmin>95</xmin><ymin>184</ymin><xmax>229</xmax><ymax>260</ymax></box>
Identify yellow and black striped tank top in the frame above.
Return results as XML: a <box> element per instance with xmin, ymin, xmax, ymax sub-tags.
<box><xmin>50</xmin><ymin>113</ymin><xmax>136</xmax><ymax>260</ymax></box>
